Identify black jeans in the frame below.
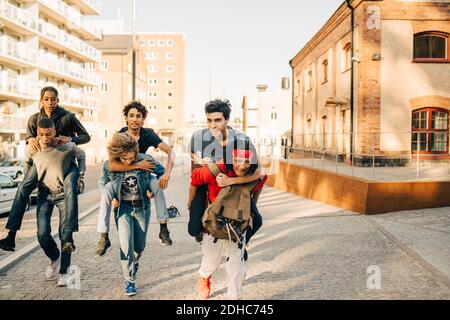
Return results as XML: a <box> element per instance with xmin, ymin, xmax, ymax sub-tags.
<box><xmin>36</xmin><ymin>191</ymin><xmax>72</xmax><ymax>274</ymax></box>
<box><xmin>6</xmin><ymin>163</ymin><xmax>79</xmax><ymax>233</ymax></box>
<box><xmin>188</xmin><ymin>185</ymin><xmax>263</xmax><ymax>244</ymax></box>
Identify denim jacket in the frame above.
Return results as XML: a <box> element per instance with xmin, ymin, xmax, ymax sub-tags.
<box><xmin>98</xmin><ymin>153</ymin><xmax>165</xmax><ymax>215</ymax></box>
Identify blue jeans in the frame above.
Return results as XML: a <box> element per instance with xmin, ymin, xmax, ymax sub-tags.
<box><xmin>6</xmin><ymin>163</ymin><xmax>79</xmax><ymax>233</ymax></box>
<box><xmin>114</xmin><ymin>201</ymin><xmax>150</xmax><ymax>282</ymax></box>
<box><xmin>97</xmin><ymin>177</ymin><xmax>168</xmax><ymax>233</ymax></box>
<box><xmin>36</xmin><ymin>192</ymin><xmax>72</xmax><ymax>274</ymax></box>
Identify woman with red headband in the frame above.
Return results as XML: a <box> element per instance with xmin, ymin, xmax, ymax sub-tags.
<box><xmin>189</xmin><ymin>147</ymin><xmax>267</xmax><ymax>300</ymax></box>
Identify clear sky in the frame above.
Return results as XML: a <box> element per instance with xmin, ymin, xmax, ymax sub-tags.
<box><xmin>95</xmin><ymin>0</ymin><xmax>344</xmax><ymax>120</ymax></box>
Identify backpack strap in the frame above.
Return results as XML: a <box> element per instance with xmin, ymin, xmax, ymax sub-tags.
<box><xmin>206</xmin><ymin>162</ymin><xmax>224</xmax><ymax>178</ymax></box>
<box><xmin>242</xmin><ymin>177</ymin><xmax>264</xmax><ymax>192</ymax></box>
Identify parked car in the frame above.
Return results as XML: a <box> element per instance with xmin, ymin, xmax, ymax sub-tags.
<box><xmin>0</xmin><ymin>173</ymin><xmax>19</xmax><ymax>215</ymax></box>
<box><xmin>0</xmin><ymin>160</ymin><xmax>24</xmax><ymax>179</ymax></box>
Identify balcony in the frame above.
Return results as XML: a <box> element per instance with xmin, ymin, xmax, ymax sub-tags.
<box><xmin>0</xmin><ymin>75</ymin><xmax>40</xmax><ymax>102</ymax></box>
<box><xmin>37</xmin><ymin>0</ymin><xmax>102</xmax><ymax>40</ymax></box>
<box><xmin>66</xmin><ymin>0</ymin><xmax>101</xmax><ymax>15</ymax></box>
<box><xmin>0</xmin><ymin>114</ymin><xmax>28</xmax><ymax>133</ymax></box>
<box><xmin>38</xmin><ymin>19</ymin><xmax>101</xmax><ymax>62</ymax></box>
<box><xmin>38</xmin><ymin>52</ymin><xmax>100</xmax><ymax>86</ymax></box>
<box><xmin>0</xmin><ymin>36</ymin><xmax>38</xmax><ymax>67</ymax></box>
<box><xmin>0</xmin><ymin>0</ymin><xmax>38</xmax><ymax>35</ymax></box>
<box><xmin>57</xmin><ymin>86</ymin><xmax>101</xmax><ymax>111</ymax></box>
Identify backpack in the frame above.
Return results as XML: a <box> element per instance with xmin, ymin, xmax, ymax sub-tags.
<box><xmin>201</xmin><ymin>163</ymin><xmax>261</xmax><ymax>245</ymax></box>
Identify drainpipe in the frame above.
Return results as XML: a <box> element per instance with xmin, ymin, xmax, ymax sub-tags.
<box><xmin>345</xmin><ymin>0</ymin><xmax>355</xmax><ymax>164</ymax></box>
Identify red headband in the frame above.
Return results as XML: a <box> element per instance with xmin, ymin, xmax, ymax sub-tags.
<box><xmin>233</xmin><ymin>149</ymin><xmax>254</xmax><ymax>159</ymax></box>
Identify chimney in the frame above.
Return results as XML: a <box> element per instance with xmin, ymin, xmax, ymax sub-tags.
<box><xmin>281</xmin><ymin>77</ymin><xmax>290</xmax><ymax>90</ymax></box>
<box><xmin>256</xmin><ymin>84</ymin><xmax>268</xmax><ymax>92</ymax></box>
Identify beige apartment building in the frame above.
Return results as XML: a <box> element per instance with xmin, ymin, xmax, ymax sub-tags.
<box><xmin>93</xmin><ymin>32</ymin><xmax>185</xmax><ymax>147</ymax></box>
<box><xmin>0</xmin><ymin>0</ymin><xmax>104</xmax><ymax>162</ymax></box>
<box><xmin>290</xmin><ymin>0</ymin><xmax>450</xmax><ymax>165</ymax></box>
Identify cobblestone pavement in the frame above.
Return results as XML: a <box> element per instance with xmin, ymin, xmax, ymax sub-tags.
<box><xmin>0</xmin><ymin>165</ymin><xmax>449</xmax><ymax>300</ymax></box>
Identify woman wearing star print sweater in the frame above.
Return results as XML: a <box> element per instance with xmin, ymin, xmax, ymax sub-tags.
<box><xmin>98</xmin><ymin>132</ymin><xmax>164</xmax><ymax>296</ymax></box>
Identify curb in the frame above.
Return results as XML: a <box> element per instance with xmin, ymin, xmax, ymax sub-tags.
<box><xmin>0</xmin><ymin>204</ymin><xmax>99</xmax><ymax>275</ymax></box>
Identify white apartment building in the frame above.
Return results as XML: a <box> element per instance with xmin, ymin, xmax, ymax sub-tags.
<box><xmin>243</xmin><ymin>78</ymin><xmax>292</xmax><ymax>158</ymax></box>
<box><xmin>0</xmin><ymin>0</ymin><xmax>104</xmax><ymax>162</ymax></box>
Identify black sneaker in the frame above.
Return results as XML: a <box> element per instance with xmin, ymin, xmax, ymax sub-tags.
<box><xmin>243</xmin><ymin>248</ymin><xmax>248</xmax><ymax>262</ymax></box>
<box><xmin>195</xmin><ymin>233</ymin><xmax>203</xmax><ymax>243</ymax></box>
<box><xmin>61</xmin><ymin>242</ymin><xmax>76</xmax><ymax>253</ymax></box>
<box><xmin>159</xmin><ymin>229</ymin><xmax>173</xmax><ymax>246</ymax></box>
<box><xmin>95</xmin><ymin>238</ymin><xmax>111</xmax><ymax>257</ymax></box>
<box><xmin>0</xmin><ymin>236</ymin><xmax>15</xmax><ymax>252</ymax></box>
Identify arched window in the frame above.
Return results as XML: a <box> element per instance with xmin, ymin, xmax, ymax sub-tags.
<box><xmin>343</xmin><ymin>43</ymin><xmax>351</xmax><ymax>71</ymax></box>
<box><xmin>412</xmin><ymin>108</ymin><xmax>448</xmax><ymax>154</ymax></box>
<box><xmin>414</xmin><ymin>32</ymin><xmax>449</xmax><ymax>62</ymax></box>
<box><xmin>322</xmin><ymin>59</ymin><xmax>328</xmax><ymax>83</ymax></box>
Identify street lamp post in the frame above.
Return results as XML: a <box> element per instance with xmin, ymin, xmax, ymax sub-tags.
<box><xmin>132</xmin><ymin>0</ymin><xmax>136</xmax><ymax>100</ymax></box>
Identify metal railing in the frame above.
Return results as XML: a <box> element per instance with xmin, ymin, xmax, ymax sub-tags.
<box><xmin>0</xmin><ymin>0</ymin><xmax>38</xmax><ymax>31</ymax></box>
<box><xmin>37</xmin><ymin>0</ymin><xmax>102</xmax><ymax>39</ymax></box>
<box><xmin>0</xmin><ymin>36</ymin><xmax>38</xmax><ymax>65</ymax></box>
<box><xmin>38</xmin><ymin>19</ymin><xmax>101</xmax><ymax>61</ymax></box>
<box><xmin>270</xmin><ymin>132</ymin><xmax>450</xmax><ymax>182</ymax></box>
<box><xmin>0</xmin><ymin>75</ymin><xmax>40</xmax><ymax>100</ymax></box>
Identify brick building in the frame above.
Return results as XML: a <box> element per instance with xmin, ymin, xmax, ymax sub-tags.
<box><xmin>290</xmin><ymin>0</ymin><xmax>450</xmax><ymax>165</ymax></box>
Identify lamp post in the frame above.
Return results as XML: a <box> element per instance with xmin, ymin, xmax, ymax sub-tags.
<box><xmin>132</xmin><ymin>0</ymin><xmax>136</xmax><ymax>100</ymax></box>
<box><xmin>345</xmin><ymin>0</ymin><xmax>355</xmax><ymax>164</ymax></box>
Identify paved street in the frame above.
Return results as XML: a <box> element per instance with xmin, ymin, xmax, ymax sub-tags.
<box><xmin>0</xmin><ymin>164</ymin><xmax>450</xmax><ymax>299</ymax></box>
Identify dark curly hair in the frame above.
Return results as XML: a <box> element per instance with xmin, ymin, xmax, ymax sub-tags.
<box><xmin>205</xmin><ymin>99</ymin><xmax>231</xmax><ymax>120</ymax></box>
<box><xmin>123</xmin><ymin>101</ymin><xmax>148</xmax><ymax>119</ymax></box>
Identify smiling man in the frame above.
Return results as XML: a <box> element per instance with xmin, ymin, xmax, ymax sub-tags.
<box><xmin>188</xmin><ymin>99</ymin><xmax>263</xmax><ymax>249</ymax></box>
<box><xmin>95</xmin><ymin>101</ymin><xmax>176</xmax><ymax>257</ymax></box>
<box><xmin>0</xmin><ymin>86</ymin><xmax>90</xmax><ymax>252</ymax></box>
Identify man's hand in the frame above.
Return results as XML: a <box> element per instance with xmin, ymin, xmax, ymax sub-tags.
<box><xmin>57</xmin><ymin>136</ymin><xmax>71</xmax><ymax>145</ymax></box>
<box><xmin>111</xmin><ymin>198</ymin><xmax>119</xmax><ymax>208</ymax></box>
<box><xmin>159</xmin><ymin>173</ymin><xmax>170</xmax><ymax>189</ymax></box>
<box><xmin>146</xmin><ymin>190</ymin><xmax>154</xmax><ymax>199</ymax></box>
<box><xmin>216</xmin><ymin>173</ymin><xmax>233</xmax><ymax>187</ymax></box>
<box><xmin>28</xmin><ymin>138</ymin><xmax>41</xmax><ymax>152</ymax></box>
<box><xmin>201</xmin><ymin>157</ymin><xmax>212</xmax><ymax>167</ymax></box>
<box><xmin>135</xmin><ymin>159</ymin><xmax>156</xmax><ymax>172</ymax></box>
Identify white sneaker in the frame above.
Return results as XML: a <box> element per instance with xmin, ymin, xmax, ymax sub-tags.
<box><xmin>57</xmin><ymin>273</ymin><xmax>69</xmax><ymax>287</ymax></box>
<box><xmin>45</xmin><ymin>257</ymin><xmax>60</xmax><ymax>279</ymax></box>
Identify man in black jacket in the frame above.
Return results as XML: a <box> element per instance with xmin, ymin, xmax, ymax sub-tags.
<box><xmin>0</xmin><ymin>86</ymin><xmax>90</xmax><ymax>252</ymax></box>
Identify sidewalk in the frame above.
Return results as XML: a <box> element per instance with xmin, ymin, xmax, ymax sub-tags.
<box><xmin>0</xmin><ymin>165</ymin><xmax>449</xmax><ymax>299</ymax></box>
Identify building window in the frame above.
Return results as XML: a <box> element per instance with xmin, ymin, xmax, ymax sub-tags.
<box><xmin>148</xmin><ymin>79</ymin><xmax>157</xmax><ymax>85</ymax></box>
<box><xmin>167</xmin><ymin>92</ymin><xmax>173</xmax><ymax>98</ymax></box>
<box><xmin>322</xmin><ymin>60</ymin><xmax>328</xmax><ymax>83</ymax></box>
<box><xmin>146</xmin><ymin>52</ymin><xmax>157</xmax><ymax>60</ymax></box>
<box><xmin>166</xmin><ymin>65</ymin><xmax>174</xmax><ymax>73</ymax></box>
<box><xmin>149</xmin><ymin>91</ymin><xmax>157</xmax><ymax>99</ymax></box>
<box><xmin>343</xmin><ymin>42</ymin><xmax>351</xmax><ymax>71</ymax></box>
<box><xmin>412</xmin><ymin>108</ymin><xmax>448</xmax><ymax>153</ymax></box>
<box><xmin>140</xmin><ymin>39</ymin><xmax>146</xmax><ymax>47</ymax></box>
<box><xmin>166</xmin><ymin>52</ymin><xmax>174</xmax><ymax>60</ymax></box>
<box><xmin>167</xmin><ymin>105</ymin><xmax>173</xmax><ymax>111</ymax></box>
<box><xmin>271</xmin><ymin>112</ymin><xmax>278</xmax><ymax>120</ymax></box>
<box><xmin>158</xmin><ymin>40</ymin><xmax>165</xmax><ymax>47</ymax></box>
<box><xmin>167</xmin><ymin>79</ymin><xmax>173</xmax><ymax>86</ymax></box>
<box><xmin>414</xmin><ymin>32</ymin><xmax>449</xmax><ymax>62</ymax></box>
<box><xmin>148</xmin><ymin>39</ymin><xmax>155</xmax><ymax>47</ymax></box>
<box><xmin>307</xmin><ymin>71</ymin><xmax>312</xmax><ymax>92</ymax></box>
<box><xmin>148</xmin><ymin>65</ymin><xmax>157</xmax><ymax>73</ymax></box>
<box><xmin>167</xmin><ymin>118</ymin><xmax>173</xmax><ymax>124</ymax></box>
<box><xmin>149</xmin><ymin>105</ymin><xmax>157</xmax><ymax>112</ymax></box>
<box><xmin>167</xmin><ymin>39</ymin><xmax>174</xmax><ymax>47</ymax></box>
<box><xmin>100</xmin><ymin>82</ymin><xmax>108</xmax><ymax>93</ymax></box>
